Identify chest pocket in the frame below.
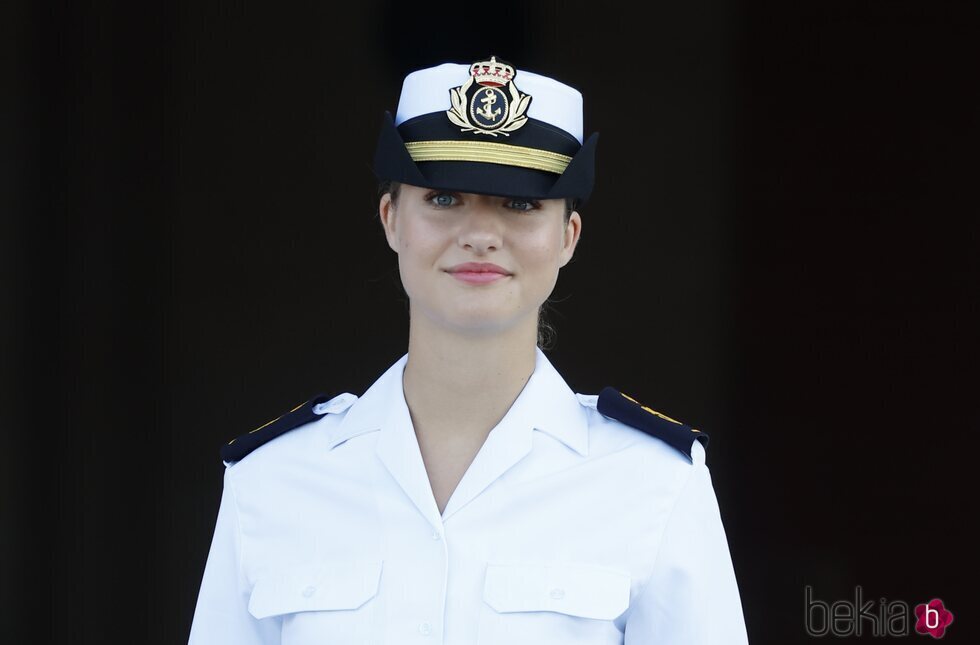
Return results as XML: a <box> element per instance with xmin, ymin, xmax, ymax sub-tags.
<box><xmin>248</xmin><ymin>560</ymin><xmax>383</xmax><ymax>645</ymax></box>
<box><xmin>479</xmin><ymin>562</ymin><xmax>631</xmax><ymax>645</ymax></box>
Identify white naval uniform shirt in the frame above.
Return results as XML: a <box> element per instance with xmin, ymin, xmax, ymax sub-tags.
<box><xmin>189</xmin><ymin>347</ymin><xmax>748</xmax><ymax>644</ymax></box>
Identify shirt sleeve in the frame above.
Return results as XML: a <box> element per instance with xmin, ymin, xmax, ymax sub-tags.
<box><xmin>624</xmin><ymin>442</ymin><xmax>748</xmax><ymax>644</ymax></box>
<box><xmin>188</xmin><ymin>467</ymin><xmax>281</xmax><ymax>645</ymax></box>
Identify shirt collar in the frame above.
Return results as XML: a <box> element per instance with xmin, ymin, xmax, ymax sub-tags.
<box><xmin>329</xmin><ymin>346</ymin><xmax>589</xmax><ymax>456</ymax></box>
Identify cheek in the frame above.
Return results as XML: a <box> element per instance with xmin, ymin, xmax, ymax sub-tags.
<box><xmin>396</xmin><ymin>255</ymin><xmax>426</xmax><ymax>304</ymax></box>
<box><xmin>399</xmin><ymin>215</ymin><xmax>443</xmax><ymax>253</ymax></box>
<box><xmin>395</xmin><ymin>221</ymin><xmax>445</xmax><ymax>293</ymax></box>
<box><xmin>519</xmin><ymin>229</ymin><xmax>565</xmax><ymax>270</ymax></box>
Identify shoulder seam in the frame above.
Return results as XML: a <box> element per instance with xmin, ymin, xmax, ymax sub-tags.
<box><xmin>631</xmin><ymin>458</ymin><xmax>703</xmax><ymax>610</ymax></box>
<box><xmin>224</xmin><ymin>468</ymin><xmax>248</xmax><ymax>591</ymax></box>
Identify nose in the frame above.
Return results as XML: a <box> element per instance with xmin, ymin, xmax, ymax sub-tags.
<box><xmin>456</xmin><ymin>201</ymin><xmax>503</xmax><ymax>254</ymax></box>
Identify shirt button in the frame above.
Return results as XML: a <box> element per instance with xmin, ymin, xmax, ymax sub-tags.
<box><xmin>549</xmin><ymin>587</ymin><xmax>565</xmax><ymax>600</ymax></box>
<box><xmin>302</xmin><ymin>586</ymin><xmax>316</xmax><ymax>598</ymax></box>
<box><xmin>418</xmin><ymin>621</ymin><xmax>432</xmax><ymax>636</ymax></box>
<box><xmin>431</xmin><ymin>531</ymin><xmax>441</xmax><ymax>541</ymax></box>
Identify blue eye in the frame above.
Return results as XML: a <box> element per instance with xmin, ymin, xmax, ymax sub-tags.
<box><xmin>430</xmin><ymin>193</ymin><xmax>457</xmax><ymax>207</ymax></box>
<box><xmin>507</xmin><ymin>199</ymin><xmax>538</xmax><ymax>212</ymax></box>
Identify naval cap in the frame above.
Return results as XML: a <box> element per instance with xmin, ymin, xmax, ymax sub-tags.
<box><xmin>394</xmin><ymin>62</ymin><xmax>584</xmax><ymax>144</ymax></box>
<box><xmin>373</xmin><ymin>56</ymin><xmax>598</xmax><ymax>204</ymax></box>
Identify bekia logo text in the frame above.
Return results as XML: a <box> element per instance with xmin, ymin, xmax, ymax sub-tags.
<box><xmin>805</xmin><ymin>586</ymin><xmax>953</xmax><ymax>638</ymax></box>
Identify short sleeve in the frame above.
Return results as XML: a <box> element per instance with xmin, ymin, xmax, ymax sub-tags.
<box><xmin>624</xmin><ymin>443</ymin><xmax>748</xmax><ymax>644</ymax></box>
<box><xmin>188</xmin><ymin>468</ymin><xmax>280</xmax><ymax>645</ymax></box>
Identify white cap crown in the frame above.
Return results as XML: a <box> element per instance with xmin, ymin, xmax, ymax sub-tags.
<box><xmin>393</xmin><ymin>62</ymin><xmax>584</xmax><ymax>144</ymax></box>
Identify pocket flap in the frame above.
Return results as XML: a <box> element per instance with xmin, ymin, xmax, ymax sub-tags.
<box><xmin>483</xmin><ymin>562</ymin><xmax>630</xmax><ymax>620</ymax></box>
<box><xmin>248</xmin><ymin>560</ymin><xmax>383</xmax><ymax>619</ymax></box>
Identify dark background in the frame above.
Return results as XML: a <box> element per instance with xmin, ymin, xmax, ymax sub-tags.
<box><xmin>3</xmin><ymin>1</ymin><xmax>977</xmax><ymax>643</ymax></box>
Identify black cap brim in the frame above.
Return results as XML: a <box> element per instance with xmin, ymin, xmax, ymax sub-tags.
<box><xmin>372</xmin><ymin>111</ymin><xmax>598</xmax><ymax>205</ymax></box>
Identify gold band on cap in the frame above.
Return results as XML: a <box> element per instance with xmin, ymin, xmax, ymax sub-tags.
<box><xmin>403</xmin><ymin>140</ymin><xmax>572</xmax><ymax>175</ymax></box>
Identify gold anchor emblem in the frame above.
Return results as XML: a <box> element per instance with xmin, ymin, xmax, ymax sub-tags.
<box><xmin>446</xmin><ymin>56</ymin><xmax>532</xmax><ymax>137</ymax></box>
<box><xmin>476</xmin><ymin>89</ymin><xmax>502</xmax><ymax>122</ymax></box>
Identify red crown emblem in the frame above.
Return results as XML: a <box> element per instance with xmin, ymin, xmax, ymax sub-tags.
<box><xmin>470</xmin><ymin>56</ymin><xmax>514</xmax><ymax>87</ymax></box>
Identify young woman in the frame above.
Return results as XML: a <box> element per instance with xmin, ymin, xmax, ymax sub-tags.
<box><xmin>189</xmin><ymin>56</ymin><xmax>748</xmax><ymax>645</ymax></box>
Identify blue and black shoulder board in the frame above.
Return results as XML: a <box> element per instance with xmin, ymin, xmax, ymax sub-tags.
<box><xmin>596</xmin><ymin>387</ymin><xmax>709</xmax><ymax>461</ymax></box>
<box><xmin>221</xmin><ymin>393</ymin><xmax>336</xmax><ymax>463</ymax></box>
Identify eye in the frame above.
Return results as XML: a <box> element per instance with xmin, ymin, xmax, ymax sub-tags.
<box><xmin>506</xmin><ymin>198</ymin><xmax>540</xmax><ymax>212</ymax></box>
<box><xmin>427</xmin><ymin>192</ymin><xmax>458</xmax><ymax>208</ymax></box>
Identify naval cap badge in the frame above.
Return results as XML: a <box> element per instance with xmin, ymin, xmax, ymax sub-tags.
<box><xmin>447</xmin><ymin>56</ymin><xmax>532</xmax><ymax>137</ymax></box>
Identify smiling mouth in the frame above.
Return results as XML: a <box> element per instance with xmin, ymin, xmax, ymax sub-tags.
<box><xmin>447</xmin><ymin>270</ymin><xmax>511</xmax><ymax>285</ymax></box>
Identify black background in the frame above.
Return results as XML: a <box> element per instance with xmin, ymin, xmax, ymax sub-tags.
<box><xmin>3</xmin><ymin>1</ymin><xmax>977</xmax><ymax>643</ymax></box>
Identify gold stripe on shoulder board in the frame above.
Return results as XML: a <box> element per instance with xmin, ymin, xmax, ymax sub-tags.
<box><xmin>228</xmin><ymin>399</ymin><xmax>308</xmax><ymax>445</ymax></box>
<box><xmin>619</xmin><ymin>391</ymin><xmax>685</xmax><ymax>426</ymax></box>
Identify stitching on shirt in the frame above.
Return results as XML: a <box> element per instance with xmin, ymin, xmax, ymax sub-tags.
<box><xmin>634</xmin><ymin>460</ymin><xmax>701</xmax><ymax>606</ymax></box>
<box><xmin>226</xmin><ymin>470</ymin><xmax>248</xmax><ymax>592</ymax></box>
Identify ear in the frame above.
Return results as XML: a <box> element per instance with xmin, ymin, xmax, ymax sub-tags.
<box><xmin>378</xmin><ymin>192</ymin><xmax>399</xmax><ymax>253</ymax></box>
<box><xmin>559</xmin><ymin>210</ymin><xmax>582</xmax><ymax>268</ymax></box>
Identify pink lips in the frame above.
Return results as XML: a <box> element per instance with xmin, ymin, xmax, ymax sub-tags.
<box><xmin>447</xmin><ymin>262</ymin><xmax>512</xmax><ymax>285</ymax></box>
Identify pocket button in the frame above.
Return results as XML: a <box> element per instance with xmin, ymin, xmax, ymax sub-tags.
<box><xmin>302</xmin><ymin>586</ymin><xmax>317</xmax><ymax>598</ymax></box>
<box><xmin>549</xmin><ymin>587</ymin><xmax>566</xmax><ymax>600</ymax></box>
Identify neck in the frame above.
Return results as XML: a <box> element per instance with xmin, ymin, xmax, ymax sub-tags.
<box><xmin>402</xmin><ymin>308</ymin><xmax>538</xmax><ymax>442</ymax></box>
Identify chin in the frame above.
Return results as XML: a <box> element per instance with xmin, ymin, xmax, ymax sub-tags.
<box><xmin>451</xmin><ymin>314</ymin><xmax>511</xmax><ymax>331</ymax></box>
<box><xmin>436</xmin><ymin>309</ymin><xmax>518</xmax><ymax>333</ymax></box>
<box><xmin>413</xmin><ymin>297</ymin><xmax>531</xmax><ymax>333</ymax></box>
